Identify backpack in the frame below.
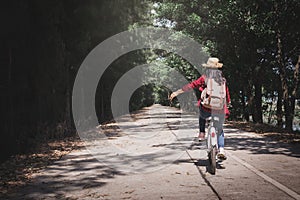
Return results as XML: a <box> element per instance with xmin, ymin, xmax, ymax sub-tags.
<box><xmin>201</xmin><ymin>78</ymin><xmax>226</xmax><ymax>110</ymax></box>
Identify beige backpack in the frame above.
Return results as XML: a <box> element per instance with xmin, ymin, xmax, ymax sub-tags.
<box><xmin>201</xmin><ymin>78</ymin><xmax>226</xmax><ymax>110</ymax></box>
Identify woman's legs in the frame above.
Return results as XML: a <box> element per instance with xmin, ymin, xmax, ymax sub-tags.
<box><xmin>214</xmin><ymin>116</ymin><xmax>224</xmax><ymax>148</ymax></box>
<box><xmin>199</xmin><ymin>107</ymin><xmax>211</xmax><ymax>140</ymax></box>
<box><xmin>217</xmin><ymin>130</ymin><xmax>225</xmax><ymax>148</ymax></box>
<box><xmin>199</xmin><ymin>116</ymin><xmax>206</xmax><ymax>133</ymax></box>
<box><xmin>214</xmin><ymin>115</ymin><xmax>226</xmax><ymax>159</ymax></box>
<box><xmin>198</xmin><ymin>116</ymin><xmax>206</xmax><ymax>140</ymax></box>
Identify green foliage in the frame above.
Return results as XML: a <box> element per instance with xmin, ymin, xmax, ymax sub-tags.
<box><xmin>0</xmin><ymin>0</ymin><xmax>154</xmax><ymax>161</ymax></box>
<box><xmin>1</xmin><ymin>0</ymin><xmax>299</xmax><ymax>161</ymax></box>
<box><xmin>151</xmin><ymin>0</ymin><xmax>300</xmax><ymax>129</ymax></box>
<box><xmin>130</xmin><ymin>84</ymin><xmax>155</xmax><ymax>112</ymax></box>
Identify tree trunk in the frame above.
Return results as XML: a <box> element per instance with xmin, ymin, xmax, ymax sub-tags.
<box><xmin>289</xmin><ymin>55</ymin><xmax>300</xmax><ymax>131</ymax></box>
<box><xmin>292</xmin><ymin>55</ymin><xmax>300</xmax><ymax>99</ymax></box>
<box><xmin>276</xmin><ymin>30</ymin><xmax>293</xmax><ymax>131</ymax></box>
<box><xmin>273</xmin><ymin>0</ymin><xmax>300</xmax><ymax>132</ymax></box>
<box><xmin>276</xmin><ymin>87</ymin><xmax>283</xmax><ymax>128</ymax></box>
<box><xmin>267</xmin><ymin>97</ymin><xmax>274</xmax><ymax>124</ymax></box>
<box><xmin>65</xmin><ymin>64</ymin><xmax>72</xmax><ymax>133</ymax></box>
<box><xmin>247</xmin><ymin>91</ymin><xmax>255</xmax><ymax>122</ymax></box>
<box><xmin>242</xmin><ymin>88</ymin><xmax>249</xmax><ymax>121</ymax></box>
<box><xmin>253</xmin><ymin>81</ymin><xmax>263</xmax><ymax>123</ymax></box>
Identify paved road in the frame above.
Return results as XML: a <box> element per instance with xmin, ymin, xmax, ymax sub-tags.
<box><xmin>6</xmin><ymin>105</ymin><xmax>300</xmax><ymax>200</ymax></box>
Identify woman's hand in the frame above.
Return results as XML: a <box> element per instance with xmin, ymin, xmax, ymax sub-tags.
<box><xmin>169</xmin><ymin>92</ymin><xmax>177</xmax><ymax>101</ymax></box>
<box><xmin>169</xmin><ymin>89</ymin><xmax>184</xmax><ymax>101</ymax></box>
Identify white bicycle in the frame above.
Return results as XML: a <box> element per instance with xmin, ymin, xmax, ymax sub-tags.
<box><xmin>206</xmin><ymin>116</ymin><xmax>219</xmax><ymax>175</ymax></box>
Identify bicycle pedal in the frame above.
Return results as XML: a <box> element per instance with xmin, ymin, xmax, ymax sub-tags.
<box><xmin>218</xmin><ymin>164</ymin><xmax>226</xmax><ymax>169</ymax></box>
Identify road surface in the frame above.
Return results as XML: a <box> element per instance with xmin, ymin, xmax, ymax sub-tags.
<box><xmin>5</xmin><ymin>104</ymin><xmax>300</xmax><ymax>200</ymax></box>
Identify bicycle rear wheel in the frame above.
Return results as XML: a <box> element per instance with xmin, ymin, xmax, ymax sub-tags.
<box><xmin>210</xmin><ymin>146</ymin><xmax>217</xmax><ymax>174</ymax></box>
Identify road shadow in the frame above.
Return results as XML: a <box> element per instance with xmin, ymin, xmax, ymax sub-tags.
<box><xmin>225</xmin><ymin>133</ymin><xmax>300</xmax><ymax>158</ymax></box>
<box><xmin>8</xmin><ymin>104</ymin><xmax>298</xmax><ymax>199</ymax></box>
<box><xmin>3</xmin><ymin>152</ymin><xmax>125</xmax><ymax>199</ymax></box>
<box><xmin>2</xmin><ymin>106</ymin><xmax>200</xmax><ymax>199</ymax></box>
<box><xmin>195</xmin><ymin>159</ymin><xmax>225</xmax><ymax>174</ymax></box>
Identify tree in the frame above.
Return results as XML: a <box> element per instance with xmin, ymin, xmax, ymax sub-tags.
<box><xmin>0</xmin><ymin>0</ymin><xmax>154</xmax><ymax>161</ymax></box>
<box><xmin>152</xmin><ymin>0</ymin><xmax>300</xmax><ymax>131</ymax></box>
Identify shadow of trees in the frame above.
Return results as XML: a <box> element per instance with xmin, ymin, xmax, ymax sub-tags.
<box><xmin>226</xmin><ymin>136</ymin><xmax>300</xmax><ymax>158</ymax></box>
<box><xmin>4</xmin><ymin>152</ymin><xmax>125</xmax><ymax>199</ymax></box>
<box><xmin>3</xmin><ymin>105</ymin><xmax>299</xmax><ymax>199</ymax></box>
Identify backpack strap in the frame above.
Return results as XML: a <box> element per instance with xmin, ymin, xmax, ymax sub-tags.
<box><xmin>208</xmin><ymin>78</ymin><xmax>213</xmax><ymax>104</ymax></box>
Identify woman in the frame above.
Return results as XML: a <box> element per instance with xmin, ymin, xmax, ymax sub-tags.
<box><xmin>169</xmin><ymin>57</ymin><xmax>230</xmax><ymax>160</ymax></box>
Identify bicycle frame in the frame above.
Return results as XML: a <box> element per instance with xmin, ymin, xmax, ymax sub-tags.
<box><xmin>207</xmin><ymin>116</ymin><xmax>218</xmax><ymax>150</ymax></box>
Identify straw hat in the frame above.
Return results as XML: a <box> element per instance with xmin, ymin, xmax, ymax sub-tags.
<box><xmin>202</xmin><ymin>57</ymin><xmax>223</xmax><ymax>68</ymax></box>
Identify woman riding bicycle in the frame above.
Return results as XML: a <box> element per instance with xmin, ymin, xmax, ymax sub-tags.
<box><xmin>169</xmin><ymin>57</ymin><xmax>231</xmax><ymax>160</ymax></box>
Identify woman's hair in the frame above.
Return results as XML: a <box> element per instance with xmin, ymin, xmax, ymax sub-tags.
<box><xmin>204</xmin><ymin>68</ymin><xmax>225</xmax><ymax>85</ymax></box>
